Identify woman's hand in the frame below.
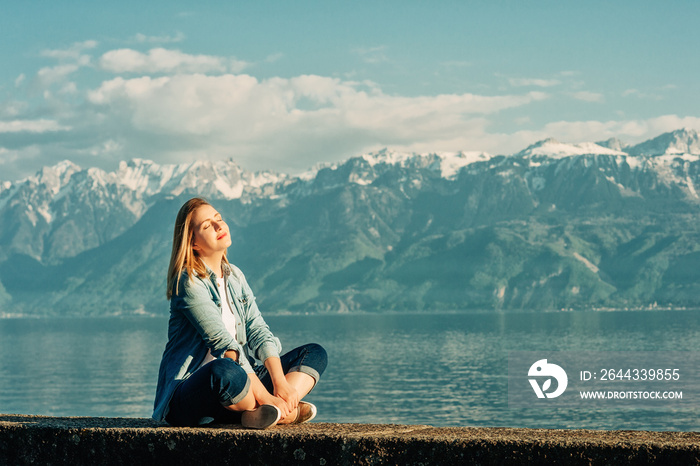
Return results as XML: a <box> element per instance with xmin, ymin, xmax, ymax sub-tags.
<box><xmin>258</xmin><ymin>391</ymin><xmax>293</xmax><ymax>419</ymax></box>
<box><xmin>248</xmin><ymin>373</ymin><xmax>292</xmax><ymax>419</ymax></box>
<box><xmin>273</xmin><ymin>378</ymin><xmax>300</xmax><ymax>412</ymax></box>
<box><xmin>264</xmin><ymin>356</ymin><xmax>300</xmax><ymax>412</ymax></box>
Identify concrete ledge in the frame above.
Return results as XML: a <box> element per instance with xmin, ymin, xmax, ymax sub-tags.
<box><xmin>1</xmin><ymin>414</ymin><xmax>698</xmax><ymax>465</ymax></box>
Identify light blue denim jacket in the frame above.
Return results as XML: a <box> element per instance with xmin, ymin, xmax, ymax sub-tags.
<box><xmin>153</xmin><ymin>262</ymin><xmax>281</xmax><ymax>421</ymax></box>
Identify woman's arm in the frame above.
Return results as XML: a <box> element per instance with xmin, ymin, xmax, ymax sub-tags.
<box><xmin>233</xmin><ymin>268</ymin><xmax>282</xmax><ymax>362</ymax></box>
<box><xmin>229</xmin><ymin>266</ymin><xmax>296</xmax><ymax>409</ymax></box>
<box><xmin>248</xmin><ymin>370</ymin><xmax>293</xmax><ymax>418</ymax></box>
<box><xmin>265</xmin><ymin>356</ymin><xmax>299</xmax><ymax>411</ymax></box>
<box><xmin>176</xmin><ymin>274</ymin><xmax>253</xmax><ymax>371</ymax></box>
<box><xmin>221</xmin><ymin>350</ymin><xmax>293</xmax><ymax>417</ymax></box>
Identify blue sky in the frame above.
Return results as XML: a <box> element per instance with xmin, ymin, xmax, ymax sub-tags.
<box><xmin>2</xmin><ymin>0</ymin><xmax>699</xmax><ymax>181</ymax></box>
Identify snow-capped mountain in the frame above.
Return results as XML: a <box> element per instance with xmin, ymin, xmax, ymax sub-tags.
<box><xmin>2</xmin><ymin>128</ymin><xmax>700</xmax><ymax>264</ymax></box>
<box><xmin>517</xmin><ymin>138</ymin><xmax>627</xmax><ymax>159</ymax></box>
<box><xmin>0</xmin><ymin>158</ymin><xmax>293</xmax><ymax>262</ymax></box>
<box><xmin>4</xmin><ymin>128</ymin><xmax>700</xmax><ymax>316</ymax></box>
<box><xmin>358</xmin><ymin>148</ymin><xmax>492</xmax><ymax>179</ymax></box>
<box><xmin>2</xmin><ymin>129</ymin><xmax>700</xmax><ymax>265</ymax></box>
<box><xmin>628</xmin><ymin>128</ymin><xmax>700</xmax><ymax>157</ymax></box>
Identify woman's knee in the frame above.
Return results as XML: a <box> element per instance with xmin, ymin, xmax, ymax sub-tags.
<box><xmin>227</xmin><ymin>388</ymin><xmax>256</xmax><ymax>412</ymax></box>
<box><xmin>210</xmin><ymin>357</ymin><xmax>246</xmax><ymax>381</ymax></box>
<box><xmin>304</xmin><ymin>343</ymin><xmax>328</xmax><ymax>376</ymax></box>
<box><xmin>209</xmin><ymin>358</ymin><xmax>250</xmax><ymax>406</ymax></box>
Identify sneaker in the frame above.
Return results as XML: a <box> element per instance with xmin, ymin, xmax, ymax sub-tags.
<box><xmin>291</xmin><ymin>401</ymin><xmax>317</xmax><ymax>424</ymax></box>
<box><xmin>241</xmin><ymin>404</ymin><xmax>281</xmax><ymax>429</ymax></box>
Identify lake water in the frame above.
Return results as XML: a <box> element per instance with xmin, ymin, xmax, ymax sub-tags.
<box><xmin>0</xmin><ymin>311</ymin><xmax>698</xmax><ymax>431</ymax></box>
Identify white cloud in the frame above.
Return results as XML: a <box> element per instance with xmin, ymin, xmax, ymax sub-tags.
<box><xmin>0</xmin><ymin>119</ymin><xmax>70</xmax><ymax>133</ymax></box>
<box><xmin>5</xmin><ymin>40</ymin><xmax>700</xmax><ymax>181</ymax></box>
<box><xmin>625</xmin><ymin>115</ymin><xmax>700</xmax><ymax>137</ymax></box>
<box><xmin>508</xmin><ymin>77</ymin><xmax>561</xmax><ymax>88</ymax></box>
<box><xmin>401</xmin><ymin>115</ymin><xmax>700</xmax><ymax>159</ymax></box>
<box><xmin>34</xmin><ymin>40</ymin><xmax>97</xmax><ymax>89</ymax></box>
<box><xmin>87</xmin><ymin>73</ymin><xmax>548</xmax><ymax>132</ymax></box>
<box><xmin>0</xmin><ymin>145</ymin><xmax>49</xmax><ymax>181</ymax></box>
<box><xmin>99</xmin><ymin>48</ymin><xmax>249</xmax><ymax>74</ymax></box>
<box><xmin>353</xmin><ymin>46</ymin><xmax>389</xmax><ymax>64</ymax></box>
<box><xmin>14</xmin><ymin>74</ymin><xmax>25</xmax><ymax>87</ymax></box>
<box><xmin>133</xmin><ymin>32</ymin><xmax>186</xmax><ymax>44</ymax></box>
<box><xmin>0</xmin><ymin>147</ymin><xmax>22</xmax><ymax>167</ymax></box>
<box><xmin>82</xmin><ymin>72</ymin><xmax>548</xmax><ymax>170</ymax></box>
<box><xmin>37</xmin><ymin>64</ymin><xmax>79</xmax><ymax>86</ymax></box>
<box><xmin>58</xmin><ymin>82</ymin><xmax>78</xmax><ymax>95</ymax></box>
<box><xmin>0</xmin><ymin>101</ymin><xmax>27</xmax><ymax>118</ymax></box>
<box><xmin>88</xmin><ymin>139</ymin><xmax>123</xmax><ymax>157</ymax></box>
<box><xmin>622</xmin><ymin>89</ymin><xmax>662</xmax><ymax>101</ymax></box>
<box><xmin>41</xmin><ymin>40</ymin><xmax>96</xmax><ymax>66</ymax></box>
<box><xmin>571</xmin><ymin>91</ymin><xmax>605</xmax><ymax>103</ymax></box>
<box><xmin>264</xmin><ymin>53</ymin><xmax>284</xmax><ymax>63</ymax></box>
<box><xmin>505</xmin><ymin>115</ymin><xmax>700</xmax><ymax>150</ymax></box>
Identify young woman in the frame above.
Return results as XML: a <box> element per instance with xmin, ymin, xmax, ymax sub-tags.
<box><xmin>153</xmin><ymin>198</ymin><xmax>327</xmax><ymax>429</ymax></box>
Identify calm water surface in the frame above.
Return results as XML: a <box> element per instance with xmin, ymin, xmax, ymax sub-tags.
<box><xmin>0</xmin><ymin>311</ymin><xmax>698</xmax><ymax>431</ymax></box>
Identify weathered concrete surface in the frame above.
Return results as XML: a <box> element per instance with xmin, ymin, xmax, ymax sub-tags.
<box><xmin>0</xmin><ymin>414</ymin><xmax>698</xmax><ymax>465</ymax></box>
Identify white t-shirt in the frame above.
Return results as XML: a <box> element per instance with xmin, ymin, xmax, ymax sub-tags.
<box><xmin>199</xmin><ymin>277</ymin><xmax>237</xmax><ymax>368</ymax></box>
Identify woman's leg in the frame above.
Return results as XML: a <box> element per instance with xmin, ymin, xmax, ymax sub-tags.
<box><xmin>257</xmin><ymin>343</ymin><xmax>327</xmax><ymax>394</ymax></box>
<box><xmin>165</xmin><ymin>358</ymin><xmax>253</xmax><ymax>427</ymax></box>
<box><xmin>284</xmin><ymin>371</ymin><xmax>316</xmax><ymax>399</ymax></box>
<box><xmin>255</xmin><ymin>343</ymin><xmax>328</xmax><ymax>422</ymax></box>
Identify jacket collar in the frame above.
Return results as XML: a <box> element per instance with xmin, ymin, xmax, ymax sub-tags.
<box><xmin>204</xmin><ymin>260</ymin><xmax>232</xmax><ymax>279</ymax></box>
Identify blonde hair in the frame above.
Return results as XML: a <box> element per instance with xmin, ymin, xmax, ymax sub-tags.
<box><xmin>166</xmin><ymin>197</ymin><xmax>228</xmax><ymax>299</ymax></box>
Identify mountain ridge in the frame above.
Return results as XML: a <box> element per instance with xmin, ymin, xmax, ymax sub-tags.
<box><xmin>3</xmin><ymin>128</ymin><xmax>700</xmax><ymax>316</ymax></box>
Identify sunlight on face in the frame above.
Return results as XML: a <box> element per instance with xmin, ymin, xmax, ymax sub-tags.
<box><xmin>191</xmin><ymin>204</ymin><xmax>231</xmax><ymax>258</ymax></box>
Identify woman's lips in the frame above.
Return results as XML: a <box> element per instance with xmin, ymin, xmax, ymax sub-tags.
<box><xmin>217</xmin><ymin>232</ymin><xmax>228</xmax><ymax>240</ymax></box>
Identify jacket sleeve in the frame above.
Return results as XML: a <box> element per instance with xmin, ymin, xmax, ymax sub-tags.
<box><xmin>236</xmin><ymin>268</ymin><xmax>282</xmax><ymax>362</ymax></box>
<box><xmin>175</xmin><ymin>273</ymin><xmax>251</xmax><ymax>369</ymax></box>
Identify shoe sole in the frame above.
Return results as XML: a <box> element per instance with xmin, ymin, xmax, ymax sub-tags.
<box><xmin>241</xmin><ymin>405</ymin><xmax>281</xmax><ymax>429</ymax></box>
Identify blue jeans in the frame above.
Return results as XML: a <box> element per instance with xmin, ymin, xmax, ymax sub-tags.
<box><xmin>165</xmin><ymin>343</ymin><xmax>327</xmax><ymax>427</ymax></box>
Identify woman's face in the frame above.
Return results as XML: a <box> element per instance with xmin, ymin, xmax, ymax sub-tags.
<box><xmin>191</xmin><ymin>204</ymin><xmax>232</xmax><ymax>257</ymax></box>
